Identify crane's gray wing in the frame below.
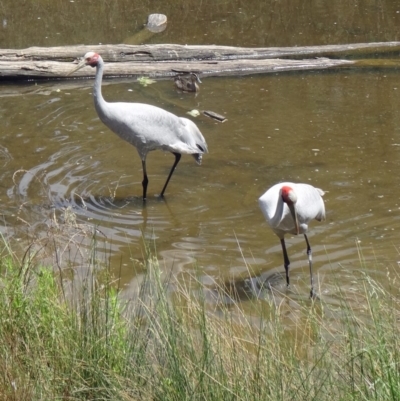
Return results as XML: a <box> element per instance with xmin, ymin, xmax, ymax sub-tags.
<box><xmin>100</xmin><ymin>102</ymin><xmax>208</xmax><ymax>162</ymax></box>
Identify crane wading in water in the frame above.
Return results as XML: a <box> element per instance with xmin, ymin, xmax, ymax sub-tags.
<box><xmin>258</xmin><ymin>182</ymin><xmax>326</xmax><ymax>298</ymax></box>
<box><xmin>68</xmin><ymin>52</ymin><xmax>208</xmax><ymax>201</ymax></box>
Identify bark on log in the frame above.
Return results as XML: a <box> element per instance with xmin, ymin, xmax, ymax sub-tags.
<box><xmin>1</xmin><ymin>42</ymin><xmax>400</xmax><ymax>62</ymax></box>
<box><xmin>0</xmin><ymin>41</ymin><xmax>398</xmax><ymax>80</ymax></box>
<box><xmin>0</xmin><ymin>58</ymin><xmax>354</xmax><ymax>80</ymax></box>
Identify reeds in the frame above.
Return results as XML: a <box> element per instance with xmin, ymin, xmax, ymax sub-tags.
<box><xmin>0</xmin><ymin>239</ymin><xmax>399</xmax><ymax>400</ymax></box>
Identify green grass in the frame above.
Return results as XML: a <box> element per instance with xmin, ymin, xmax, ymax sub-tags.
<box><xmin>0</xmin><ymin>240</ymin><xmax>400</xmax><ymax>400</ymax></box>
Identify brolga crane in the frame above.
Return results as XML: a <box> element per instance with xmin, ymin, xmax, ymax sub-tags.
<box><xmin>68</xmin><ymin>52</ymin><xmax>208</xmax><ymax>201</ymax></box>
<box><xmin>258</xmin><ymin>182</ymin><xmax>326</xmax><ymax>298</ymax></box>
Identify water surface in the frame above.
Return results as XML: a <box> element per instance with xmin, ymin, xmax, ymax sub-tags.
<box><xmin>0</xmin><ymin>0</ymin><xmax>400</xmax><ymax>319</ymax></box>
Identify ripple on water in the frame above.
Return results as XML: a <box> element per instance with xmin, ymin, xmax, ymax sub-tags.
<box><xmin>2</xmin><ymin>71</ymin><xmax>400</xmax><ymax>343</ymax></box>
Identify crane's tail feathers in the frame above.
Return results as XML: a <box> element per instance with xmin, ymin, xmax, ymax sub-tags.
<box><xmin>316</xmin><ymin>208</ymin><xmax>326</xmax><ymax>222</ymax></box>
<box><xmin>192</xmin><ymin>153</ymin><xmax>202</xmax><ymax>165</ymax></box>
<box><xmin>168</xmin><ymin>142</ymin><xmax>206</xmax><ymax>165</ymax></box>
<box><xmin>196</xmin><ymin>143</ymin><xmax>208</xmax><ymax>153</ymax></box>
<box><xmin>316</xmin><ymin>188</ymin><xmax>325</xmax><ymax>196</ymax></box>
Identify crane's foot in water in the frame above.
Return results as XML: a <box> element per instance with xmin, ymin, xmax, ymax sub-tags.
<box><xmin>310</xmin><ymin>288</ymin><xmax>320</xmax><ymax>300</ymax></box>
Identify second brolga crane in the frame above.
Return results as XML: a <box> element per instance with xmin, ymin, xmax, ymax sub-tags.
<box><xmin>259</xmin><ymin>182</ymin><xmax>326</xmax><ymax>298</ymax></box>
<box><xmin>68</xmin><ymin>52</ymin><xmax>208</xmax><ymax>201</ymax></box>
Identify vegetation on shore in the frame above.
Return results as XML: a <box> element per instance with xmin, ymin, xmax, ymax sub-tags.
<box><xmin>0</xmin><ymin>239</ymin><xmax>399</xmax><ymax>401</ymax></box>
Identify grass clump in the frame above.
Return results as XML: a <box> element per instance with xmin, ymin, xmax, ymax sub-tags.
<box><xmin>0</xmin><ymin>251</ymin><xmax>137</xmax><ymax>400</ymax></box>
<box><xmin>0</xmin><ymin>241</ymin><xmax>400</xmax><ymax>400</ymax></box>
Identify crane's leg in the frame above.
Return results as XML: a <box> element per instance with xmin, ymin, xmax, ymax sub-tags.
<box><xmin>304</xmin><ymin>234</ymin><xmax>315</xmax><ymax>298</ymax></box>
<box><xmin>280</xmin><ymin>238</ymin><xmax>291</xmax><ymax>287</ymax></box>
<box><xmin>160</xmin><ymin>153</ymin><xmax>181</xmax><ymax>197</ymax></box>
<box><xmin>141</xmin><ymin>159</ymin><xmax>149</xmax><ymax>201</ymax></box>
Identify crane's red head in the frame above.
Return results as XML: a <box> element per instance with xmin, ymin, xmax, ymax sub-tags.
<box><xmin>281</xmin><ymin>185</ymin><xmax>299</xmax><ymax>234</ymax></box>
<box><xmin>82</xmin><ymin>52</ymin><xmax>101</xmax><ymax>67</ymax></box>
<box><xmin>281</xmin><ymin>186</ymin><xmax>297</xmax><ymax>205</ymax></box>
<box><xmin>67</xmin><ymin>51</ymin><xmax>101</xmax><ymax>76</ymax></box>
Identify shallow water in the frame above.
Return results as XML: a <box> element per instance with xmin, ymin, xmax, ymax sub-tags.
<box><xmin>1</xmin><ymin>0</ymin><xmax>400</xmax><ymax>314</ymax></box>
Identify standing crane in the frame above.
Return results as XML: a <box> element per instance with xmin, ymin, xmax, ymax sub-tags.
<box><xmin>258</xmin><ymin>182</ymin><xmax>326</xmax><ymax>298</ymax></box>
<box><xmin>68</xmin><ymin>52</ymin><xmax>208</xmax><ymax>201</ymax></box>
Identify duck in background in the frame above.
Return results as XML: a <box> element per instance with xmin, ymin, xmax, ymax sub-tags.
<box><xmin>174</xmin><ymin>73</ymin><xmax>202</xmax><ymax>93</ymax></box>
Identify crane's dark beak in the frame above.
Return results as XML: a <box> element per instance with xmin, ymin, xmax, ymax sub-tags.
<box><xmin>288</xmin><ymin>203</ymin><xmax>300</xmax><ymax>235</ymax></box>
<box><xmin>67</xmin><ymin>59</ymin><xmax>87</xmax><ymax>76</ymax></box>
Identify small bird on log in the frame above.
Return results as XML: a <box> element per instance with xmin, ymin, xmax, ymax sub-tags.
<box><xmin>68</xmin><ymin>52</ymin><xmax>208</xmax><ymax>201</ymax></box>
<box><xmin>258</xmin><ymin>182</ymin><xmax>326</xmax><ymax>298</ymax></box>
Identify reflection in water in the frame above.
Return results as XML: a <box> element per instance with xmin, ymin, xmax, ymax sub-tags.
<box><xmin>4</xmin><ymin>72</ymin><xmax>400</xmax><ymax>294</ymax></box>
<box><xmin>1</xmin><ymin>0</ymin><xmax>399</xmax><ymax>48</ymax></box>
<box><xmin>1</xmin><ymin>0</ymin><xmax>400</xmax><ymax>337</ymax></box>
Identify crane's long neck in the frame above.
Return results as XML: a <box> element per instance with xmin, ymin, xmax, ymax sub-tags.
<box><xmin>93</xmin><ymin>58</ymin><xmax>108</xmax><ymax>117</ymax></box>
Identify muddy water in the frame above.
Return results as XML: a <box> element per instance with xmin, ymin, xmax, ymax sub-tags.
<box><xmin>2</xmin><ymin>68</ymin><xmax>400</xmax><ymax>296</ymax></box>
<box><xmin>1</xmin><ymin>1</ymin><xmax>400</xmax><ymax>311</ymax></box>
<box><xmin>1</xmin><ymin>0</ymin><xmax>400</xmax><ymax>48</ymax></box>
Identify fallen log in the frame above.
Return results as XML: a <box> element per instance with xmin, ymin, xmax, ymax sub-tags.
<box><xmin>1</xmin><ymin>42</ymin><xmax>400</xmax><ymax>62</ymax></box>
<box><xmin>0</xmin><ymin>57</ymin><xmax>354</xmax><ymax>80</ymax></box>
<box><xmin>0</xmin><ymin>41</ymin><xmax>399</xmax><ymax>80</ymax></box>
